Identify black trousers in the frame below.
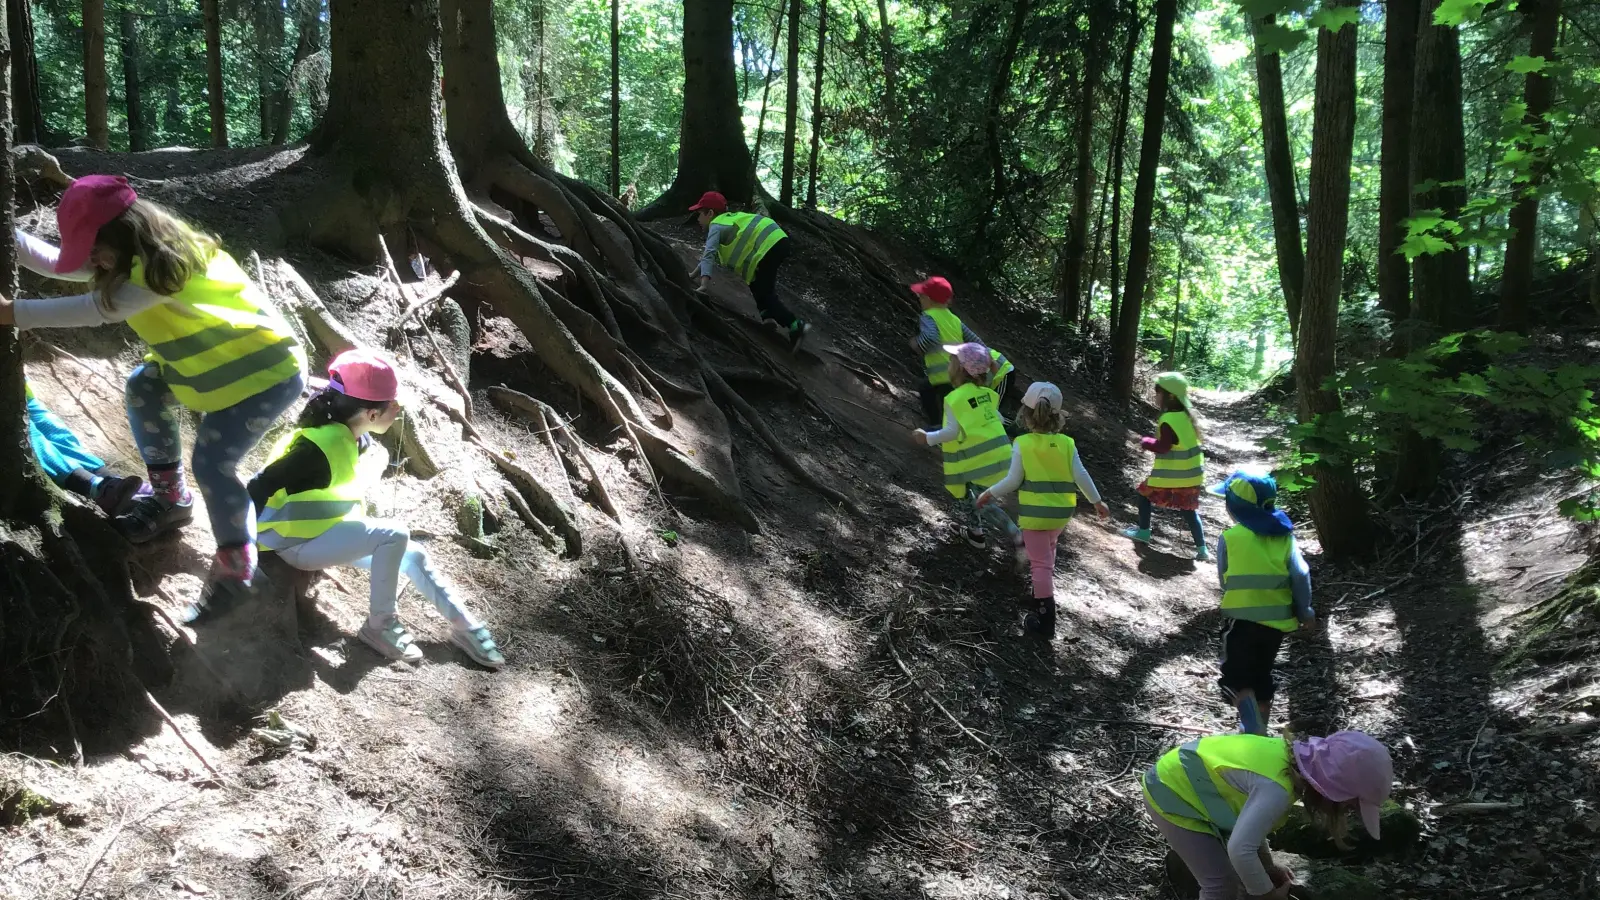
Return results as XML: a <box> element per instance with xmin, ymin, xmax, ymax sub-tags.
<box><xmin>748</xmin><ymin>238</ymin><xmax>798</xmax><ymax>328</ymax></box>
<box><xmin>919</xmin><ymin>382</ymin><xmax>953</xmax><ymax>429</ymax></box>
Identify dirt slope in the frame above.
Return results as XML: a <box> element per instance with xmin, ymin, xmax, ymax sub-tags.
<box><xmin>2</xmin><ymin>148</ymin><xmax>1597</xmax><ymax>900</ymax></box>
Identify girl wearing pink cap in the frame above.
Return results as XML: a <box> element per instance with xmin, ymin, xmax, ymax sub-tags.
<box><xmin>1142</xmin><ymin>730</ymin><xmax>1393</xmax><ymax>900</ymax></box>
<box><xmin>247</xmin><ymin>351</ymin><xmax>504</xmax><ymax>668</ymax></box>
<box><xmin>0</xmin><ymin>176</ymin><xmax>306</xmax><ymax>609</ymax></box>
<box><xmin>912</xmin><ymin>342</ymin><xmax>1019</xmax><ymax>550</ymax></box>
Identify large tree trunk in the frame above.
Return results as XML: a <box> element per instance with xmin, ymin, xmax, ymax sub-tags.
<box><xmin>779</xmin><ymin>0</ymin><xmax>801</xmax><ymax>206</ymax></box>
<box><xmin>1410</xmin><ymin>2</ymin><xmax>1471</xmax><ymax>334</ymax></box>
<box><xmin>638</xmin><ymin>0</ymin><xmax>753</xmax><ymax>218</ymax></box>
<box><xmin>8</xmin><ymin>0</ymin><xmax>44</xmax><ymax>144</ymax></box>
<box><xmin>272</xmin><ymin>0</ymin><xmax>325</xmax><ymax>142</ymax></box>
<box><xmin>1378</xmin><ymin>0</ymin><xmax>1418</xmax><ymax>354</ymax></box>
<box><xmin>1251</xmin><ymin>13</ymin><xmax>1305</xmax><ymax>342</ymax></box>
<box><xmin>1296</xmin><ymin>6</ymin><xmax>1373</xmax><ymax>560</ymax></box>
<box><xmin>83</xmin><ymin>0</ymin><xmax>108</xmax><ymax>149</ymax></box>
<box><xmin>609</xmin><ymin>0</ymin><xmax>620</xmax><ymax>196</ymax></box>
<box><xmin>875</xmin><ymin>0</ymin><xmax>896</xmax><ymax>126</ymax></box>
<box><xmin>1497</xmin><ymin>0</ymin><xmax>1561</xmax><ymax>332</ymax></box>
<box><xmin>975</xmin><ymin>0</ymin><xmax>1031</xmax><ymax>249</ymax></box>
<box><xmin>255</xmin><ymin>0</ymin><xmax>286</xmax><ymax>143</ymax></box>
<box><xmin>202</xmin><ymin>0</ymin><xmax>227</xmax><ymax>147</ymax></box>
<box><xmin>1110</xmin><ymin>0</ymin><xmax>1177</xmax><ymax>401</ymax></box>
<box><xmin>1061</xmin><ymin>7</ymin><xmax>1107</xmax><ymax>326</ymax></box>
<box><xmin>804</xmin><ymin>0</ymin><xmax>826</xmax><ymax>209</ymax></box>
<box><xmin>118</xmin><ymin>6</ymin><xmax>144</xmax><ymax>151</ymax></box>
<box><xmin>1105</xmin><ymin>8</ymin><xmax>1140</xmax><ymax>336</ymax></box>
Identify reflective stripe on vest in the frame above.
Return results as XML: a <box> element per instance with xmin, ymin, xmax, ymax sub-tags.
<box><xmin>922</xmin><ymin>308</ymin><xmax>965</xmax><ymax>386</ymax></box>
<box><xmin>256</xmin><ymin>424</ymin><xmax>366</xmax><ymax>551</ymax></box>
<box><xmin>124</xmin><ymin>251</ymin><xmax>305</xmax><ymax>413</ymax></box>
<box><xmin>1141</xmin><ymin>734</ymin><xmax>1295</xmax><ymax>836</ymax></box>
<box><xmin>1015</xmin><ymin>432</ymin><xmax>1078</xmax><ymax>530</ymax></box>
<box><xmin>1221</xmin><ymin>525</ymin><xmax>1297</xmax><ymax>631</ymax></box>
<box><xmin>713</xmin><ymin>212</ymin><xmax>786</xmax><ymax>283</ymax></box>
<box><xmin>1148</xmin><ymin>410</ymin><xmax>1205</xmax><ymax>488</ymax></box>
<box><xmin>941</xmin><ymin>382</ymin><xmax>1010</xmax><ymax>498</ymax></box>
<box><xmin>990</xmin><ymin>349</ymin><xmax>1014</xmax><ymax>383</ymax></box>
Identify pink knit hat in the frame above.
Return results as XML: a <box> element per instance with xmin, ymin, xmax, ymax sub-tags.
<box><xmin>1293</xmin><ymin>731</ymin><xmax>1394</xmax><ymax>838</ymax></box>
<box><xmin>327</xmin><ymin>349</ymin><xmax>399</xmax><ymax>403</ymax></box>
<box><xmin>943</xmin><ymin>342</ymin><xmax>992</xmax><ymax>378</ymax></box>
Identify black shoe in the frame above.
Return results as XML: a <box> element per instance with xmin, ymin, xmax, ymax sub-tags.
<box><xmin>788</xmin><ymin>322</ymin><xmax>811</xmax><ymax>354</ymax></box>
<box><xmin>964</xmin><ymin>527</ymin><xmax>987</xmax><ymax>549</ymax></box>
<box><xmin>115</xmin><ymin>496</ymin><xmax>195</xmax><ymax>544</ymax></box>
<box><xmin>94</xmin><ymin>475</ymin><xmax>144</xmax><ymax>517</ymax></box>
<box><xmin>178</xmin><ymin>572</ymin><xmax>265</xmax><ymax>625</ymax></box>
<box><xmin>1024</xmin><ymin>601</ymin><xmax>1057</xmax><ymax>639</ymax></box>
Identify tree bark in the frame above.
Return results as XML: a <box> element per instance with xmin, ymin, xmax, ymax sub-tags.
<box><xmin>875</xmin><ymin>0</ymin><xmax>896</xmax><ymax>126</ymax></box>
<box><xmin>609</xmin><ymin>0</ymin><xmax>620</xmax><ymax>196</ymax></box>
<box><xmin>1378</xmin><ymin>0</ymin><xmax>1418</xmax><ymax>353</ymax></box>
<box><xmin>975</xmin><ymin>0</ymin><xmax>1031</xmax><ymax>249</ymax></box>
<box><xmin>83</xmin><ymin>0</ymin><xmax>108</xmax><ymax>149</ymax></box>
<box><xmin>638</xmin><ymin>0</ymin><xmax>753</xmax><ymax>217</ymax></box>
<box><xmin>202</xmin><ymin>0</ymin><xmax>227</xmax><ymax>147</ymax></box>
<box><xmin>1410</xmin><ymin>1</ymin><xmax>1471</xmax><ymax>334</ymax></box>
<box><xmin>1110</xmin><ymin>0</ymin><xmax>1177</xmax><ymax>401</ymax></box>
<box><xmin>1062</xmin><ymin>6</ymin><xmax>1107</xmax><ymax>326</ymax></box>
<box><xmin>1251</xmin><ymin>13</ymin><xmax>1305</xmax><ymax>342</ymax></box>
<box><xmin>0</xmin><ymin>0</ymin><xmax>21</xmax><ymax>516</ymax></box>
<box><xmin>750</xmin><ymin>0</ymin><xmax>787</xmax><ymax>189</ymax></box>
<box><xmin>1498</xmin><ymin>0</ymin><xmax>1561</xmax><ymax>332</ymax></box>
<box><xmin>1105</xmin><ymin>8</ymin><xmax>1140</xmax><ymax>336</ymax></box>
<box><xmin>779</xmin><ymin>0</ymin><xmax>801</xmax><ymax>206</ymax></box>
<box><xmin>118</xmin><ymin>6</ymin><xmax>144</xmax><ymax>151</ymax></box>
<box><xmin>272</xmin><ymin>0</ymin><xmax>324</xmax><ymax>142</ymax></box>
<box><xmin>8</xmin><ymin>0</ymin><xmax>43</xmax><ymax>144</ymax></box>
<box><xmin>1296</xmin><ymin>5</ymin><xmax>1373</xmax><ymax>560</ymax></box>
<box><xmin>255</xmin><ymin>0</ymin><xmax>286</xmax><ymax>143</ymax></box>
<box><xmin>804</xmin><ymin>0</ymin><xmax>826</xmax><ymax>209</ymax></box>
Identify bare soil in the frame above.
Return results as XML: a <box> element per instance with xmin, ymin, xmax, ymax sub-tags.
<box><xmin>2</xmin><ymin>147</ymin><xmax>1597</xmax><ymax>900</ymax></box>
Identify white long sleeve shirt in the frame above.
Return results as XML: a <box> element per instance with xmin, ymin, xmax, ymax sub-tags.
<box><xmin>983</xmin><ymin>442</ymin><xmax>1103</xmax><ymax>505</ymax></box>
<box><xmin>1220</xmin><ymin>769</ymin><xmax>1294</xmax><ymax>894</ymax></box>
<box><xmin>11</xmin><ymin>229</ymin><xmax>166</xmax><ymax>330</ymax></box>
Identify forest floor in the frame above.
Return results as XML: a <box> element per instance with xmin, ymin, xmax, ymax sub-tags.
<box><xmin>2</xmin><ymin>146</ymin><xmax>1598</xmax><ymax>900</ymax></box>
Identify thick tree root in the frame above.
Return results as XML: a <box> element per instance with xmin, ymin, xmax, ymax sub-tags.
<box><xmin>487</xmin><ymin>387</ymin><xmax>622</xmax><ymax>522</ymax></box>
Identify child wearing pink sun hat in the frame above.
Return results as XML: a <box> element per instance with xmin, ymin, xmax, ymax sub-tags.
<box><xmin>912</xmin><ymin>342</ymin><xmax>1019</xmax><ymax>551</ymax></box>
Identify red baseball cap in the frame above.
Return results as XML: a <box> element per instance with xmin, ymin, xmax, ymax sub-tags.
<box><xmin>54</xmin><ymin>175</ymin><xmax>138</xmax><ymax>274</ymax></box>
<box><xmin>688</xmin><ymin>191</ymin><xmax>727</xmax><ymax>213</ymax></box>
<box><xmin>328</xmin><ymin>349</ymin><xmax>399</xmax><ymax>403</ymax></box>
<box><xmin>910</xmin><ymin>276</ymin><xmax>953</xmax><ymax>305</ymax></box>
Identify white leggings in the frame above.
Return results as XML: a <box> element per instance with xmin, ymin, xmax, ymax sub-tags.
<box><xmin>276</xmin><ymin>518</ymin><xmax>479</xmax><ymax>628</ymax></box>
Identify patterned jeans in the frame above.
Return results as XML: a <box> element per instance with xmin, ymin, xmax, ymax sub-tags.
<box><xmin>125</xmin><ymin>362</ymin><xmax>306</xmax><ymax>548</ymax></box>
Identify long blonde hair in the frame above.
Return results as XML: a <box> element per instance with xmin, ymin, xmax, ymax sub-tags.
<box><xmin>1157</xmin><ymin>387</ymin><xmax>1205</xmax><ymax>443</ymax></box>
<box><xmin>91</xmin><ymin>199</ymin><xmax>218</xmax><ymax>307</ymax></box>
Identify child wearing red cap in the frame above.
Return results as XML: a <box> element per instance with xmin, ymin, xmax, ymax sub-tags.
<box><xmin>909</xmin><ymin>277</ymin><xmax>1013</xmax><ymax>428</ymax></box>
<box><xmin>246</xmin><ymin>351</ymin><xmax>504</xmax><ymax>668</ymax></box>
<box><xmin>1143</xmin><ymin>729</ymin><xmax>1393</xmax><ymax>900</ymax></box>
<box><xmin>690</xmin><ymin>191</ymin><xmax>811</xmax><ymax>353</ymax></box>
<box><xmin>0</xmin><ymin>176</ymin><xmax>306</xmax><ymax>608</ymax></box>
<box><xmin>912</xmin><ymin>342</ymin><xmax>1018</xmax><ymax>550</ymax></box>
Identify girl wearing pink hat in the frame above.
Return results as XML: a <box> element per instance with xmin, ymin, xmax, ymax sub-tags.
<box><xmin>246</xmin><ymin>351</ymin><xmax>504</xmax><ymax>668</ymax></box>
<box><xmin>912</xmin><ymin>342</ymin><xmax>1019</xmax><ymax>550</ymax></box>
<box><xmin>0</xmin><ymin>176</ymin><xmax>306</xmax><ymax>608</ymax></box>
<box><xmin>1142</xmin><ymin>730</ymin><xmax>1393</xmax><ymax>900</ymax></box>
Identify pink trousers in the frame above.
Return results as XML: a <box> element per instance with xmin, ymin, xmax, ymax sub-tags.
<box><xmin>1022</xmin><ymin>527</ymin><xmax>1065</xmax><ymax>599</ymax></box>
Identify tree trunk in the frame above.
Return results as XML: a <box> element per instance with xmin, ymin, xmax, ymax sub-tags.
<box><xmin>1062</xmin><ymin>6</ymin><xmax>1107</xmax><ymax>326</ymax></box>
<box><xmin>804</xmin><ymin>0</ymin><xmax>826</xmax><ymax>209</ymax></box>
<box><xmin>202</xmin><ymin>0</ymin><xmax>227</xmax><ymax>147</ymax></box>
<box><xmin>609</xmin><ymin>0</ymin><xmax>620</xmax><ymax>196</ymax></box>
<box><xmin>975</xmin><ymin>0</ymin><xmax>1031</xmax><ymax>249</ymax></box>
<box><xmin>83</xmin><ymin>0</ymin><xmax>108</xmax><ymax>149</ymax></box>
<box><xmin>1251</xmin><ymin>13</ymin><xmax>1305</xmax><ymax>342</ymax></box>
<box><xmin>0</xmin><ymin>0</ymin><xmax>22</xmax><ymax>515</ymax></box>
<box><xmin>255</xmin><ymin>0</ymin><xmax>286</xmax><ymax>143</ymax></box>
<box><xmin>1105</xmin><ymin>8</ymin><xmax>1140</xmax><ymax>336</ymax></box>
<box><xmin>1110</xmin><ymin>0</ymin><xmax>1177</xmax><ymax>401</ymax></box>
<box><xmin>875</xmin><ymin>0</ymin><xmax>896</xmax><ymax>126</ymax></box>
<box><xmin>118</xmin><ymin>6</ymin><xmax>144</xmax><ymax>151</ymax></box>
<box><xmin>1498</xmin><ymin>0</ymin><xmax>1561</xmax><ymax>332</ymax></box>
<box><xmin>1296</xmin><ymin>5</ymin><xmax>1373</xmax><ymax>560</ymax></box>
<box><xmin>272</xmin><ymin>0</ymin><xmax>323</xmax><ymax>142</ymax></box>
<box><xmin>750</xmin><ymin>0</ymin><xmax>787</xmax><ymax>188</ymax></box>
<box><xmin>1377</xmin><ymin>0</ymin><xmax>1418</xmax><ymax>353</ymax></box>
<box><xmin>1410</xmin><ymin>1</ymin><xmax>1471</xmax><ymax>334</ymax></box>
<box><xmin>779</xmin><ymin>0</ymin><xmax>801</xmax><ymax>206</ymax></box>
<box><xmin>8</xmin><ymin>0</ymin><xmax>44</xmax><ymax>144</ymax></box>
<box><xmin>638</xmin><ymin>0</ymin><xmax>753</xmax><ymax>217</ymax></box>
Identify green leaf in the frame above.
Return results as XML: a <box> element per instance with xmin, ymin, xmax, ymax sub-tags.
<box><xmin>1507</xmin><ymin>55</ymin><xmax>1548</xmax><ymax>75</ymax></box>
<box><xmin>1255</xmin><ymin>21</ymin><xmax>1309</xmax><ymax>55</ymax></box>
<box><xmin>1309</xmin><ymin>5</ymin><xmax>1361</xmax><ymax>32</ymax></box>
<box><xmin>1401</xmin><ymin>233</ymin><xmax>1454</xmax><ymax>259</ymax></box>
<box><xmin>1237</xmin><ymin>0</ymin><xmax>1316</xmax><ymax>16</ymax></box>
<box><xmin>1433</xmin><ymin>0</ymin><xmax>1491</xmax><ymax>25</ymax></box>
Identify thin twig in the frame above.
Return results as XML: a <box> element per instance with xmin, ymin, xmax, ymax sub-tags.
<box><xmin>141</xmin><ymin>684</ymin><xmax>225</xmax><ymax>782</ymax></box>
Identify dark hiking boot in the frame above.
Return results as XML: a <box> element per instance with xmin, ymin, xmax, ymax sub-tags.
<box><xmin>1023</xmin><ymin>600</ymin><xmax>1057</xmax><ymax>640</ymax></box>
<box><xmin>179</xmin><ymin>574</ymin><xmax>263</xmax><ymax>626</ymax></box>
<box><xmin>115</xmin><ymin>496</ymin><xmax>196</xmax><ymax>544</ymax></box>
<box><xmin>93</xmin><ymin>475</ymin><xmax>145</xmax><ymax>517</ymax></box>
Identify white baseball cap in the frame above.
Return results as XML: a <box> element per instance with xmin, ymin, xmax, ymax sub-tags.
<box><xmin>1021</xmin><ymin>382</ymin><xmax>1062</xmax><ymax>411</ymax></box>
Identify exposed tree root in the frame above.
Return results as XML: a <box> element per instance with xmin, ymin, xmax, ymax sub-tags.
<box><xmin>487</xmin><ymin>387</ymin><xmax>623</xmax><ymax>522</ymax></box>
<box><xmin>761</xmin><ymin>196</ymin><xmax>918</xmax><ymax>315</ymax></box>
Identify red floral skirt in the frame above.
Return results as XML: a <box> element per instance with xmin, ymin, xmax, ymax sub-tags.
<box><xmin>1137</xmin><ymin>481</ymin><xmax>1202</xmax><ymax>511</ymax></box>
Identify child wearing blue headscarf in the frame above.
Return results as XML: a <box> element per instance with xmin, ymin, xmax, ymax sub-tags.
<box><xmin>1210</xmin><ymin>470</ymin><xmax>1316</xmax><ymax>735</ymax></box>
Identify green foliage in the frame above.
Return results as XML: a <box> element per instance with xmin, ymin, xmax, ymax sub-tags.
<box><xmin>1307</xmin><ymin>5</ymin><xmax>1361</xmax><ymax>33</ymax></box>
<box><xmin>1433</xmin><ymin>0</ymin><xmax>1494</xmax><ymax>27</ymax></box>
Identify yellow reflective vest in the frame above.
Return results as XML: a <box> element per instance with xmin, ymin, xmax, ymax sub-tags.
<box><xmin>711</xmin><ymin>212</ymin><xmax>786</xmax><ymax>283</ymax></box>
<box><xmin>1142</xmin><ymin>734</ymin><xmax>1296</xmax><ymax>836</ymax></box>
<box><xmin>123</xmin><ymin>251</ymin><xmax>305</xmax><ymax>413</ymax></box>
<box><xmin>1147</xmin><ymin>410</ymin><xmax>1205</xmax><ymax>489</ymax></box>
<box><xmin>256</xmin><ymin>424</ymin><xmax>386</xmax><ymax>551</ymax></box>
<box><xmin>1015</xmin><ymin>432</ymin><xmax>1077</xmax><ymax>529</ymax></box>
<box><xmin>1221</xmin><ymin>525</ymin><xmax>1297</xmax><ymax>632</ymax></box>
<box><xmin>940</xmin><ymin>382</ymin><xmax>1010</xmax><ymax>498</ymax></box>
<box><xmin>922</xmin><ymin>308</ymin><xmax>965</xmax><ymax>386</ymax></box>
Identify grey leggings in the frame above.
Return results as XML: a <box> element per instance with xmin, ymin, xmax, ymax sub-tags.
<box><xmin>1148</xmin><ymin>796</ymin><xmax>1245</xmax><ymax>900</ymax></box>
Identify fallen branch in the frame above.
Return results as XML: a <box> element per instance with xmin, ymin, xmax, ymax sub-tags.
<box><xmin>141</xmin><ymin>684</ymin><xmax>225</xmax><ymax>783</ymax></box>
<box><xmin>380</xmin><ymin>235</ymin><xmax>475</xmax><ymax>422</ymax></box>
<box><xmin>502</xmin><ymin>485</ymin><xmax>560</xmax><ymax>550</ymax></box>
<box><xmin>390</xmin><ymin>270</ymin><xmax>464</xmax><ymax>332</ymax></box>
<box><xmin>487</xmin><ymin>386</ymin><xmax>622</xmax><ymax>521</ymax></box>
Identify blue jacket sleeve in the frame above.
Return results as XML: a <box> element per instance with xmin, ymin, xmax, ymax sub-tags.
<box><xmin>1289</xmin><ymin>536</ymin><xmax>1314</xmax><ymax>621</ymax></box>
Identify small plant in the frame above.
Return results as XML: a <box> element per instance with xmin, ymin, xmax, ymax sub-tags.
<box><xmin>659</xmin><ymin>530</ymin><xmax>680</xmax><ymax>547</ymax></box>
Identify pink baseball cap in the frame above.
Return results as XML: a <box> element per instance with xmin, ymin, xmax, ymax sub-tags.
<box><xmin>910</xmin><ymin>276</ymin><xmax>953</xmax><ymax>305</ymax></box>
<box><xmin>54</xmin><ymin>175</ymin><xmax>138</xmax><ymax>274</ymax></box>
<box><xmin>1293</xmin><ymin>731</ymin><xmax>1394</xmax><ymax>838</ymax></box>
<box><xmin>943</xmin><ymin>342</ymin><xmax>992</xmax><ymax>378</ymax></box>
<box><xmin>327</xmin><ymin>349</ymin><xmax>399</xmax><ymax>403</ymax></box>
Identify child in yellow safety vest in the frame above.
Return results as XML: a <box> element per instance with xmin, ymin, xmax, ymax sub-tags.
<box><xmin>911</xmin><ymin>343</ymin><xmax>1018</xmax><ymax>550</ymax></box>
<box><xmin>247</xmin><ymin>351</ymin><xmax>504</xmax><ymax>668</ymax></box>
<box><xmin>0</xmin><ymin>176</ymin><xmax>307</xmax><ymax>612</ymax></box>
<box><xmin>1123</xmin><ymin>371</ymin><xmax>1209</xmax><ymax>560</ymax></box>
<box><xmin>908</xmin><ymin>277</ymin><xmax>1014</xmax><ymax>428</ymax></box>
<box><xmin>975</xmin><ymin>382</ymin><xmax>1108</xmax><ymax>638</ymax></box>
<box><xmin>1209</xmin><ymin>470</ymin><xmax>1315</xmax><ymax>736</ymax></box>
<box><xmin>1142</xmin><ymin>730</ymin><xmax>1392</xmax><ymax>900</ymax></box>
<box><xmin>690</xmin><ymin>191</ymin><xmax>811</xmax><ymax>353</ymax></box>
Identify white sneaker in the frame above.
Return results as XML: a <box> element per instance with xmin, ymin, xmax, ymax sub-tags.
<box><xmin>358</xmin><ymin>616</ymin><xmax>423</xmax><ymax>664</ymax></box>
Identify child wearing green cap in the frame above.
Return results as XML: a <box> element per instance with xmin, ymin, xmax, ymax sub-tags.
<box><xmin>1211</xmin><ymin>470</ymin><xmax>1316</xmax><ymax>735</ymax></box>
<box><xmin>1123</xmin><ymin>371</ymin><xmax>1208</xmax><ymax>560</ymax></box>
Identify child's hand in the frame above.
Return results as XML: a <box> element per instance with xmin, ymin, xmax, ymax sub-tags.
<box><xmin>1094</xmin><ymin>501</ymin><xmax>1110</xmax><ymax>520</ymax></box>
<box><xmin>975</xmin><ymin>491</ymin><xmax>993</xmax><ymax>508</ymax></box>
<box><xmin>911</xmin><ymin>430</ymin><xmax>928</xmax><ymax>447</ymax></box>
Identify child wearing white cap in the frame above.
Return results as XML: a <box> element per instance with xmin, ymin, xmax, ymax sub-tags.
<box><xmin>976</xmin><ymin>382</ymin><xmax>1108</xmax><ymax>638</ymax></box>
